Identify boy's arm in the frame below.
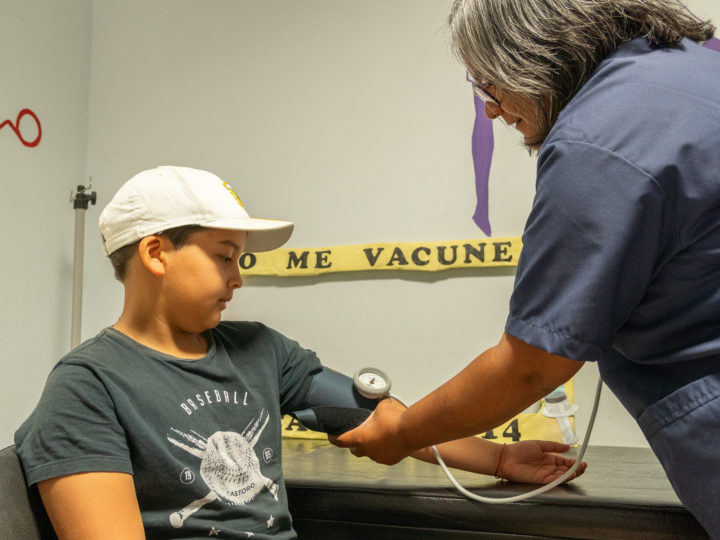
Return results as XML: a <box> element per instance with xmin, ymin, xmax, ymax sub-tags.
<box><xmin>411</xmin><ymin>437</ymin><xmax>586</xmax><ymax>484</ymax></box>
<box><xmin>411</xmin><ymin>436</ymin><xmax>499</xmax><ymax>474</ymax></box>
<box><xmin>38</xmin><ymin>472</ymin><xmax>145</xmax><ymax>540</ymax></box>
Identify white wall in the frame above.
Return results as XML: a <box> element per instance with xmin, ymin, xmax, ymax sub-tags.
<box><xmin>3</xmin><ymin>0</ymin><xmax>719</xmax><ymax>449</ymax></box>
<box><xmin>81</xmin><ymin>0</ymin><xmax>523</xmax><ymax>437</ymax></box>
<box><xmin>0</xmin><ymin>0</ymin><xmax>91</xmax><ymax>447</ymax></box>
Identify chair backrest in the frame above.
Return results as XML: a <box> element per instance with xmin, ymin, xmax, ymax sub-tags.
<box><xmin>0</xmin><ymin>445</ymin><xmax>58</xmax><ymax>539</ymax></box>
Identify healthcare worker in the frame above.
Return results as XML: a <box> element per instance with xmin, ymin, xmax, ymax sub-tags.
<box><xmin>333</xmin><ymin>0</ymin><xmax>720</xmax><ymax>536</ymax></box>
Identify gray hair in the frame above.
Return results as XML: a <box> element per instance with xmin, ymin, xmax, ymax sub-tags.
<box><xmin>449</xmin><ymin>0</ymin><xmax>715</xmax><ymax>148</ymax></box>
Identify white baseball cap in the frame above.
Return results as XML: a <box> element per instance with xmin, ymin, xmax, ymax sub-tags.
<box><xmin>99</xmin><ymin>165</ymin><xmax>294</xmax><ymax>255</ymax></box>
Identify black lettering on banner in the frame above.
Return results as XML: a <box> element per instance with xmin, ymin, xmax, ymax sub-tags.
<box><xmin>503</xmin><ymin>419</ymin><xmax>521</xmax><ymax>442</ymax></box>
<box><xmin>411</xmin><ymin>247</ymin><xmax>431</xmax><ymax>266</ymax></box>
<box><xmin>239</xmin><ymin>253</ymin><xmax>256</xmax><ymax>270</ymax></box>
<box><xmin>363</xmin><ymin>247</ymin><xmax>384</xmax><ymax>267</ymax></box>
<box><xmin>287</xmin><ymin>251</ymin><xmax>309</xmax><ymax>269</ymax></box>
<box><xmin>387</xmin><ymin>247</ymin><xmax>409</xmax><ymax>266</ymax></box>
<box><xmin>437</xmin><ymin>245</ymin><xmax>458</xmax><ymax>265</ymax></box>
<box><xmin>463</xmin><ymin>243</ymin><xmax>486</xmax><ymax>264</ymax></box>
<box><xmin>481</xmin><ymin>418</ymin><xmax>522</xmax><ymax>442</ymax></box>
<box><xmin>493</xmin><ymin>241</ymin><xmax>513</xmax><ymax>263</ymax></box>
<box><xmin>285</xmin><ymin>417</ymin><xmax>309</xmax><ymax>431</ymax></box>
<box><xmin>315</xmin><ymin>250</ymin><xmax>332</xmax><ymax>269</ymax></box>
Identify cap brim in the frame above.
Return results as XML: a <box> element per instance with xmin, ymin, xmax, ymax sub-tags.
<box><xmin>206</xmin><ymin>218</ymin><xmax>294</xmax><ymax>252</ymax></box>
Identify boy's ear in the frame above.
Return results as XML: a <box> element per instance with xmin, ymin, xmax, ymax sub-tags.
<box><xmin>138</xmin><ymin>235</ymin><xmax>167</xmax><ymax>277</ymax></box>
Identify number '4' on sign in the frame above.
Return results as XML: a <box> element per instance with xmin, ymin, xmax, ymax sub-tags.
<box><xmin>482</xmin><ymin>419</ymin><xmax>521</xmax><ymax>442</ymax></box>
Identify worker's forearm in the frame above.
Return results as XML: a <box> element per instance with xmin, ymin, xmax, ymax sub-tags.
<box><xmin>398</xmin><ymin>348</ymin><xmax>540</xmax><ymax>450</ymax></box>
<box><xmin>399</xmin><ymin>333</ymin><xmax>582</xmax><ymax>451</ymax></box>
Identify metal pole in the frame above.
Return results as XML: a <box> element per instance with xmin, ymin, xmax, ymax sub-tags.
<box><xmin>70</xmin><ymin>180</ymin><xmax>97</xmax><ymax>349</ymax></box>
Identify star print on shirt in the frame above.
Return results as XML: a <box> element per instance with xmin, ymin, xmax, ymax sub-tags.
<box><xmin>209</xmin><ymin>526</ymin><xmax>220</xmax><ymax>536</ymax></box>
<box><xmin>266</xmin><ymin>514</ymin><xmax>275</xmax><ymax>528</ymax></box>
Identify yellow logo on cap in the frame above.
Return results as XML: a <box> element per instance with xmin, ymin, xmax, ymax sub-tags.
<box><xmin>222</xmin><ymin>181</ymin><xmax>244</xmax><ymax>208</ymax></box>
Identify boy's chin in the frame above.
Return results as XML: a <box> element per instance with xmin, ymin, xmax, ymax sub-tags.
<box><xmin>200</xmin><ymin>318</ymin><xmax>222</xmax><ymax>331</ymax></box>
<box><xmin>182</xmin><ymin>316</ymin><xmax>222</xmax><ymax>334</ymax></box>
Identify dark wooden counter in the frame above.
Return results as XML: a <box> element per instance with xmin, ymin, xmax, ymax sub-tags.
<box><xmin>282</xmin><ymin>440</ymin><xmax>708</xmax><ymax>539</ymax></box>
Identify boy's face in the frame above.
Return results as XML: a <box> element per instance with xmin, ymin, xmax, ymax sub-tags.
<box><xmin>161</xmin><ymin>228</ymin><xmax>247</xmax><ymax>333</ymax></box>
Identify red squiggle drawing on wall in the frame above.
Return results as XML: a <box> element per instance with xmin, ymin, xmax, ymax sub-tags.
<box><xmin>0</xmin><ymin>108</ymin><xmax>42</xmax><ymax>147</ymax></box>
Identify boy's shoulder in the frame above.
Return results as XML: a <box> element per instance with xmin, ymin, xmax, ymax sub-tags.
<box><xmin>213</xmin><ymin>320</ymin><xmax>268</xmax><ymax>336</ymax></box>
<box><xmin>212</xmin><ymin>320</ymin><xmax>295</xmax><ymax>348</ymax></box>
<box><xmin>55</xmin><ymin>322</ymin><xmax>299</xmax><ymax>374</ymax></box>
<box><xmin>60</xmin><ymin>327</ymin><xmax>123</xmax><ymax>362</ymax></box>
<box><xmin>52</xmin><ymin>328</ymin><xmax>149</xmax><ymax>377</ymax></box>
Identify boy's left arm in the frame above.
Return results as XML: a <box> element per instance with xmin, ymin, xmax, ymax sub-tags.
<box><xmin>412</xmin><ymin>436</ymin><xmax>586</xmax><ymax>484</ymax></box>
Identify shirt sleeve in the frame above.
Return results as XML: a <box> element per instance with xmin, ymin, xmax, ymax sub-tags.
<box><xmin>14</xmin><ymin>362</ymin><xmax>133</xmax><ymax>486</ymax></box>
<box><xmin>263</xmin><ymin>327</ymin><xmax>322</xmax><ymax>413</ymax></box>
<box><xmin>506</xmin><ymin>140</ymin><xmax>676</xmax><ymax>361</ymax></box>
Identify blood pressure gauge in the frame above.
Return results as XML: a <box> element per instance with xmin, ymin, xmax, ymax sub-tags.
<box><xmin>353</xmin><ymin>367</ymin><xmax>392</xmax><ymax>399</ymax></box>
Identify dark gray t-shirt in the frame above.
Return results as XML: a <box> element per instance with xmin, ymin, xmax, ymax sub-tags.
<box><xmin>15</xmin><ymin>321</ymin><xmax>321</xmax><ymax>539</ymax></box>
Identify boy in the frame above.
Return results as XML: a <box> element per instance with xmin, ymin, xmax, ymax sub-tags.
<box><xmin>15</xmin><ymin>166</ymin><xmax>584</xmax><ymax>539</ymax></box>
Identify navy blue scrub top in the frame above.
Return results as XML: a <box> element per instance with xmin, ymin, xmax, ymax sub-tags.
<box><xmin>505</xmin><ymin>39</ymin><xmax>720</xmax><ymax>535</ymax></box>
<box><xmin>506</xmin><ymin>37</ymin><xmax>720</xmax><ymax>417</ymax></box>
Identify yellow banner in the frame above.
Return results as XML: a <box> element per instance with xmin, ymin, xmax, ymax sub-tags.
<box><xmin>241</xmin><ymin>236</ymin><xmax>522</xmax><ymax>276</ymax></box>
<box><xmin>282</xmin><ymin>380</ymin><xmax>578</xmax><ymax>446</ymax></box>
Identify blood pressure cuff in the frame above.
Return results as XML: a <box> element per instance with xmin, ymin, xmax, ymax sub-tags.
<box><xmin>290</xmin><ymin>367</ymin><xmax>378</xmax><ymax>434</ymax></box>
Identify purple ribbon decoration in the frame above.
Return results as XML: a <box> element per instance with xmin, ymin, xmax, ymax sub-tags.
<box><xmin>704</xmin><ymin>37</ymin><xmax>720</xmax><ymax>53</ymax></box>
<box><xmin>470</xmin><ymin>93</ymin><xmax>494</xmax><ymax>236</ymax></box>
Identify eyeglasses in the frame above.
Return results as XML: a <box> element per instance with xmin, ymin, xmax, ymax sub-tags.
<box><xmin>466</xmin><ymin>72</ymin><xmax>499</xmax><ymax>105</ymax></box>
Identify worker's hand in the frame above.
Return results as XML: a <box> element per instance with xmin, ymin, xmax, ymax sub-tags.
<box><xmin>500</xmin><ymin>440</ymin><xmax>587</xmax><ymax>484</ymax></box>
<box><xmin>329</xmin><ymin>397</ymin><xmax>414</xmax><ymax>465</ymax></box>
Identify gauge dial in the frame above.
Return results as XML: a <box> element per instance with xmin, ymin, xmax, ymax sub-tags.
<box><xmin>353</xmin><ymin>368</ymin><xmax>391</xmax><ymax>399</ymax></box>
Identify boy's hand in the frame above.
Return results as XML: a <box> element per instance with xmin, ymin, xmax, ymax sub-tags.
<box><xmin>499</xmin><ymin>440</ymin><xmax>587</xmax><ymax>484</ymax></box>
<box><xmin>329</xmin><ymin>397</ymin><xmax>414</xmax><ymax>465</ymax></box>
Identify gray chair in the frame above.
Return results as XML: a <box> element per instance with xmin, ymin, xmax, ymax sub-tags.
<box><xmin>0</xmin><ymin>445</ymin><xmax>57</xmax><ymax>539</ymax></box>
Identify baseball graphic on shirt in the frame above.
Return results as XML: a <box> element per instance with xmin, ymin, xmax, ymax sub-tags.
<box><xmin>166</xmin><ymin>409</ymin><xmax>278</xmax><ymax>528</ymax></box>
